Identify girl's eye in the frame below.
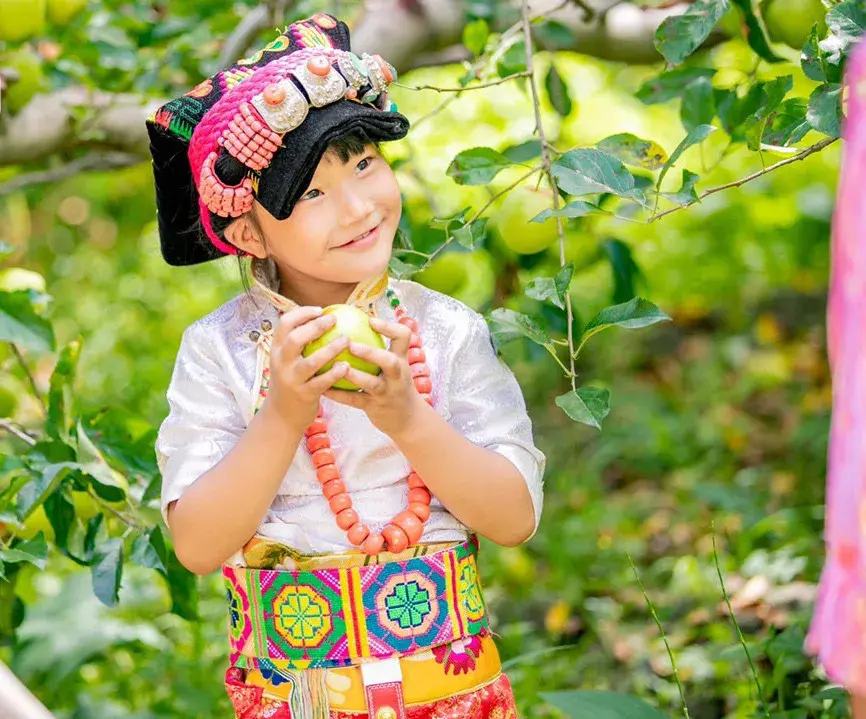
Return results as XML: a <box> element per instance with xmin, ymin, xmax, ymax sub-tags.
<box><xmin>356</xmin><ymin>156</ymin><xmax>374</xmax><ymax>172</ymax></box>
<box><xmin>301</xmin><ymin>189</ymin><xmax>322</xmax><ymax>201</ymax></box>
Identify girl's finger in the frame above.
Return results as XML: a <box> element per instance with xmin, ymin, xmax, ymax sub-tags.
<box><xmin>349</xmin><ymin>342</ymin><xmax>401</xmax><ymax>379</ymax></box>
<box><xmin>324</xmin><ymin>388</ymin><xmax>367</xmax><ymax>409</ymax></box>
<box><xmin>342</xmin><ymin>366</ymin><xmax>386</xmax><ymax>395</ymax></box>
<box><xmin>296</xmin><ymin>336</ymin><xmax>350</xmax><ymax>380</ymax></box>
<box><xmin>273</xmin><ymin>305</ymin><xmax>323</xmax><ymax>346</ymax></box>
<box><xmin>370</xmin><ymin>317</ymin><xmax>411</xmax><ymax>358</ymax></box>
<box><xmin>307</xmin><ymin>361</ymin><xmax>350</xmax><ymax>393</ymax></box>
<box><xmin>281</xmin><ymin>313</ymin><xmax>338</xmax><ymax>357</ymax></box>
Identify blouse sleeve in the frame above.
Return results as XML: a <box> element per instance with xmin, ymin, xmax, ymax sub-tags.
<box><xmin>444</xmin><ymin>312</ymin><xmax>546</xmax><ymax>534</ymax></box>
<box><xmin>155</xmin><ymin>325</ymin><xmax>246</xmax><ymax>525</ymax></box>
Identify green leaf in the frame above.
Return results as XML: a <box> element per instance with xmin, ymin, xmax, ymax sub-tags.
<box><xmin>46</xmin><ymin>341</ymin><xmax>81</xmax><ymax>445</ymax></box>
<box><xmin>661</xmin><ymin>170</ymin><xmax>700</xmax><ymax>206</ymax></box>
<box><xmin>658</xmin><ymin>125</ymin><xmax>716</xmax><ymax>188</ymax></box>
<box><xmin>551</xmin><ymin>149</ymin><xmax>646</xmax><ymax>205</ymax></box>
<box><xmin>542</xmin><ymin>690</ymin><xmax>670</xmax><ymax>719</ymax></box>
<box><xmin>743</xmin><ymin>75</ymin><xmax>794</xmax><ymax>150</ymax></box>
<box><xmin>167</xmin><ymin>551</ymin><xmax>198</xmax><ymax>620</ymax></box>
<box><xmin>807</xmin><ymin>83</ymin><xmax>842</xmax><ymax>138</ymax></box>
<box><xmin>525</xmin><ymin>263</ymin><xmax>574</xmax><ymax>309</ymax></box>
<box><xmin>486</xmin><ymin>308</ymin><xmax>550</xmax><ymax>351</ymax></box>
<box><xmin>531</xmin><ymin>201</ymin><xmax>599</xmax><ymax>224</ymax></box>
<box><xmin>820</xmin><ymin>0</ymin><xmax>866</xmax><ymax>66</ymax></box>
<box><xmin>91</xmin><ymin>537</ymin><xmax>123</xmax><ymax>606</ymax></box>
<box><xmin>599</xmin><ymin>239</ymin><xmax>643</xmax><ymax>304</ymax></box>
<box><xmin>0</xmin><ymin>532</ymin><xmax>48</xmax><ymax>570</ymax></box>
<box><xmin>388</xmin><ymin>256</ymin><xmax>421</xmax><ymax>280</ymax></box>
<box><xmin>545</xmin><ymin>63</ymin><xmax>573</xmax><ymax>117</ymax></box>
<box><xmin>446</xmin><ymin>148</ymin><xmax>513</xmax><ymax>186</ymax></box>
<box><xmin>729</xmin><ymin>0</ymin><xmax>785</xmax><ymax>63</ymax></box>
<box><xmin>83</xmin><ymin>514</ymin><xmax>104</xmax><ymax>563</ymax></box>
<box><xmin>502</xmin><ymin>140</ymin><xmax>542</xmax><ymax>163</ymax></box>
<box><xmin>534</xmin><ymin>20</ymin><xmax>577</xmax><ymax>50</ymax></box>
<box><xmin>76</xmin><ymin>421</ymin><xmax>128</xmax><ymax>502</ymax></box>
<box><xmin>429</xmin><ymin>207</ymin><xmax>471</xmax><ymax>230</ymax></box>
<box><xmin>555</xmin><ymin>388</ymin><xmax>611</xmax><ymax>430</ymax></box>
<box><xmin>462</xmin><ymin>18</ymin><xmax>489</xmax><ymax>56</ymax></box>
<box><xmin>681</xmin><ymin>76</ymin><xmax>716</xmax><ymax>132</ymax></box>
<box><xmin>802</xmin><ymin>25</ymin><xmax>841</xmax><ymax>84</ymax></box>
<box><xmin>654</xmin><ymin>0</ymin><xmax>731</xmax><ymax>66</ymax></box>
<box><xmin>16</xmin><ymin>463</ymin><xmax>77</xmax><ymax>521</ymax></box>
<box><xmin>131</xmin><ymin>527</ymin><xmax>167</xmax><ymax>575</ymax></box>
<box><xmin>451</xmin><ymin>218</ymin><xmax>488</xmax><ymax>250</ymax></box>
<box><xmin>44</xmin><ymin>491</ymin><xmax>76</xmax><ymax>551</ymax></box>
<box><xmin>578</xmin><ymin>297</ymin><xmax>671</xmax><ymax>355</ymax></box>
<box><xmin>0</xmin><ymin>291</ymin><xmax>55</xmax><ymax>352</ymax></box>
<box><xmin>636</xmin><ymin>67</ymin><xmax>716</xmax><ymax>105</ymax></box>
<box><xmin>497</xmin><ymin>41</ymin><xmax>527</xmax><ymax>78</ymax></box>
<box><xmin>763</xmin><ymin>98</ymin><xmax>811</xmax><ymax>146</ymax></box>
<box><xmin>595</xmin><ymin>134</ymin><xmax>668</xmax><ymax>171</ymax></box>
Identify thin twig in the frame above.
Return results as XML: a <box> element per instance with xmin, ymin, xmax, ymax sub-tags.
<box><xmin>397</xmin><ymin>72</ymin><xmax>532</xmax><ymax>93</ymax></box>
<box><xmin>0</xmin><ymin>152</ymin><xmax>141</xmax><ymax>197</ymax></box>
<box><xmin>9</xmin><ymin>344</ymin><xmax>45</xmax><ymax>415</ymax></box>
<box><xmin>422</xmin><ymin>166</ymin><xmax>543</xmax><ymax>267</ymax></box>
<box><xmin>0</xmin><ymin>419</ymin><xmax>36</xmax><ymax>446</ymax></box>
<box><xmin>712</xmin><ymin>531</ymin><xmax>771</xmax><ymax>718</ymax></box>
<box><xmin>650</xmin><ymin>137</ymin><xmax>837</xmax><ymax>223</ymax></box>
<box><xmin>521</xmin><ymin>0</ymin><xmax>578</xmax><ymax>390</ymax></box>
<box><xmin>86</xmin><ymin>486</ymin><xmax>148</xmax><ymax>533</ymax></box>
<box><xmin>628</xmin><ymin>553</ymin><xmax>691</xmax><ymax>719</ymax></box>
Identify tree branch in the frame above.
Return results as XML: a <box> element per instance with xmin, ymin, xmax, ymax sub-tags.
<box><xmin>650</xmin><ymin>137</ymin><xmax>838</xmax><ymax>223</ymax></box>
<box><xmin>0</xmin><ymin>152</ymin><xmax>141</xmax><ymax>197</ymax></box>
<box><xmin>521</xmin><ymin>0</ymin><xmax>578</xmax><ymax>389</ymax></box>
<box><xmin>0</xmin><ymin>419</ymin><xmax>37</xmax><ymax>446</ymax></box>
<box><xmin>397</xmin><ymin>71</ymin><xmax>532</xmax><ymax>93</ymax></box>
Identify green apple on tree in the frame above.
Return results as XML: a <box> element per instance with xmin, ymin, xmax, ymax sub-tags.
<box><xmin>763</xmin><ymin>0</ymin><xmax>827</xmax><ymax>51</ymax></box>
<box><xmin>302</xmin><ymin>304</ymin><xmax>386</xmax><ymax>391</ymax></box>
<box><xmin>1</xmin><ymin>48</ymin><xmax>47</xmax><ymax>114</ymax></box>
<box><xmin>490</xmin><ymin>186</ymin><xmax>560</xmax><ymax>255</ymax></box>
<box><xmin>0</xmin><ymin>0</ymin><xmax>47</xmax><ymax>43</ymax></box>
<box><xmin>47</xmin><ymin>0</ymin><xmax>88</xmax><ymax>25</ymax></box>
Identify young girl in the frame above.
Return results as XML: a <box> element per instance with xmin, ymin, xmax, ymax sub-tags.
<box><xmin>146</xmin><ymin>13</ymin><xmax>545</xmax><ymax>719</ymax></box>
<box><xmin>807</xmin><ymin>41</ymin><xmax>866</xmax><ymax>719</ymax></box>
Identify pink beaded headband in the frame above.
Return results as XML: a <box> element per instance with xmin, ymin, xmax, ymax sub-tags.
<box><xmin>187</xmin><ymin>47</ymin><xmax>398</xmax><ymax>254</ymax></box>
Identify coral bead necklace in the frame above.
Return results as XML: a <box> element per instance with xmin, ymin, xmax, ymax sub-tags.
<box><xmin>303</xmin><ymin>288</ymin><xmax>433</xmax><ymax>556</ymax></box>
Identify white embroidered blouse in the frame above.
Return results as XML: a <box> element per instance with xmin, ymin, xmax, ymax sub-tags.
<box><xmin>156</xmin><ymin>275</ymin><xmax>546</xmax><ymax>555</ymax></box>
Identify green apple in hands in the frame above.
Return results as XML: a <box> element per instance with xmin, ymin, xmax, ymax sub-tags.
<box><xmin>302</xmin><ymin>304</ymin><xmax>386</xmax><ymax>391</ymax></box>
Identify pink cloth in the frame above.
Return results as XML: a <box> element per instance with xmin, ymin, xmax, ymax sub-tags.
<box><xmin>806</xmin><ymin>41</ymin><xmax>866</xmax><ymax>693</ymax></box>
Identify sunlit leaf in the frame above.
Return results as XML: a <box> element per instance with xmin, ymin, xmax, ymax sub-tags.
<box><xmin>91</xmin><ymin>538</ymin><xmax>123</xmax><ymax>607</ymax></box>
<box><xmin>819</xmin><ymin>0</ymin><xmax>866</xmax><ymax>66</ymax></box>
<box><xmin>0</xmin><ymin>533</ymin><xmax>48</xmax><ymax>570</ymax></box>
<box><xmin>525</xmin><ymin>263</ymin><xmax>574</xmax><ymax>309</ymax></box>
<box><xmin>555</xmin><ymin>388</ymin><xmax>610</xmax><ymax>430</ymax></box>
<box><xmin>447</xmin><ymin>148</ymin><xmax>513</xmax><ymax>185</ymax></box>
<box><xmin>486</xmin><ymin>308</ymin><xmax>550</xmax><ymax>350</ymax></box>
<box><xmin>807</xmin><ymin>83</ymin><xmax>843</xmax><ymax>138</ymax></box>
<box><xmin>462</xmin><ymin>18</ymin><xmax>489</xmax><ymax>56</ymax></box>
<box><xmin>497</xmin><ymin>41</ymin><xmax>527</xmax><ymax>78</ymax></box>
<box><xmin>661</xmin><ymin>170</ymin><xmax>700</xmax><ymax>206</ymax></box>
<box><xmin>551</xmin><ymin>149</ymin><xmax>646</xmax><ymax>205</ymax></box>
<box><xmin>596</xmin><ymin>134</ymin><xmax>668</xmax><ymax>171</ymax></box>
<box><xmin>658</xmin><ymin>125</ymin><xmax>716</xmax><ymax>188</ymax></box>
<box><xmin>577</xmin><ymin>297</ymin><xmax>671</xmax><ymax>355</ymax></box>
<box><xmin>16</xmin><ymin>463</ymin><xmax>77</xmax><ymax>522</ymax></box>
<box><xmin>502</xmin><ymin>140</ymin><xmax>542</xmax><ymax>163</ymax></box>
<box><xmin>0</xmin><ymin>291</ymin><xmax>55</xmax><ymax>352</ymax></box>
<box><xmin>451</xmin><ymin>218</ymin><xmax>488</xmax><ymax>250</ymax></box>
<box><xmin>76</xmin><ymin>421</ymin><xmax>128</xmax><ymax>502</ymax></box>
<box><xmin>802</xmin><ymin>25</ymin><xmax>841</xmax><ymax>83</ymax></box>
<box><xmin>531</xmin><ymin>201</ymin><xmax>600</xmax><ymax>223</ymax></box>
<box><xmin>542</xmin><ymin>690</ymin><xmax>669</xmax><ymax>719</ymax></box>
<box><xmin>654</xmin><ymin>0</ymin><xmax>730</xmax><ymax>66</ymax></box>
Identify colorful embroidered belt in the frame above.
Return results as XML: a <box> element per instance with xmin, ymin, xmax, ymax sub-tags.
<box><xmin>223</xmin><ymin>538</ymin><xmax>489</xmax><ymax>670</ymax></box>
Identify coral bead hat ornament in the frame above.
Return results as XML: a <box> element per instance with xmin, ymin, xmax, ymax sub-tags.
<box><xmin>145</xmin><ymin>13</ymin><xmax>409</xmax><ymax>266</ymax></box>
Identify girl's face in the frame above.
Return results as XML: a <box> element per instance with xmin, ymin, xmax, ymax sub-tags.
<box><xmin>230</xmin><ymin>144</ymin><xmax>402</xmax><ymax>299</ymax></box>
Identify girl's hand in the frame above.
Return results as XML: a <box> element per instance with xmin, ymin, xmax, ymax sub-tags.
<box><xmin>324</xmin><ymin>317</ymin><xmax>427</xmax><ymax>438</ymax></box>
<box><xmin>265</xmin><ymin>306</ymin><xmax>350</xmax><ymax>432</ymax></box>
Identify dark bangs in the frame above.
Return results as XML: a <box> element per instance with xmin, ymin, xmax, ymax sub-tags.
<box><xmin>325</xmin><ymin>127</ymin><xmax>379</xmax><ymax>162</ymax></box>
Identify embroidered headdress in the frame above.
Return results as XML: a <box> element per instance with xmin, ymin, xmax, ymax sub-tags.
<box><xmin>146</xmin><ymin>13</ymin><xmax>409</xmax><ymax>266</ymax></box>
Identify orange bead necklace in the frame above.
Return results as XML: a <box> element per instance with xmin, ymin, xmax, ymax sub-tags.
<box><xmin>304</xmin><ymin>288</ymin><xmax>433</xmax><ymax>556</ymax></box>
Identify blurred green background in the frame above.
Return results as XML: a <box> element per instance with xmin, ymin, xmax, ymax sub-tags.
<box><xmin>0</xmin><ymin>0</ymin><xmax>847</xmax><ymax>717</ymax></box>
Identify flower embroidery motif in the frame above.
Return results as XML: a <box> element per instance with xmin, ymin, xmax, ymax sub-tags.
<box><xmin>273</xmin><ymin>585</ymin><xmax>332</xmax><ymax>647</ymax></box>
<box><xmin>431</xmin><ymin>633</ymin><xmax>484</xmax><ymax>675</ymax></box>
<box><xmin>385</xmin><ymin>580</ymin><xmax>432</xmax><ymax>630</ymax></box>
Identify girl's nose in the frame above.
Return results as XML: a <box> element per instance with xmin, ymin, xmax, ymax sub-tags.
<box><xmin>338</xmin><ymin>189</ymin><xmax>373</xmax><ymax>225</ymax></box>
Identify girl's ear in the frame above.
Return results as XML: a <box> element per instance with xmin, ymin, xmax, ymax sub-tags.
<box><xmin>224</xmin><ymin>214</ymin><xmax>268</xmax><ymax>259</ymax></box>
